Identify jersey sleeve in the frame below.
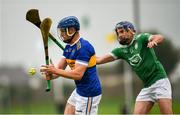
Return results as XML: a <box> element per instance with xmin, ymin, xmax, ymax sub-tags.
<box><xmin>63</xmin><ymin>45</ymin><xmax>68</xmax><ymax>57</ymax></box>
<box><xmin>138</xmin><ymin>33</ymin><xmax>152</xmax><ymax>44</ymax></box>
<box><xmin>76</xmin><ymin>45</ymin><xmax>93</xmax><ymax>66</ymax></box>
<box><xmin>110</xmin><ymin>48</ymin><xmax>122</xmax><ymax>59</ymax></box>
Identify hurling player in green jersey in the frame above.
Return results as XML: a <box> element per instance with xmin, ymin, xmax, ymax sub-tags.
<box><xmin>96</xmin><ymin>21</ymin><xmax>173</xmax><ymax>114</ymax></box>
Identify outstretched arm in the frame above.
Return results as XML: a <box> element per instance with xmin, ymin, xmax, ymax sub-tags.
<box><xmin>96</xmin><ymin>54</ymin><xmax>116</xmax><ymax>65</ymax></box>
<box><xmin>147</xmin><ymin>34</ymin><xmax>164</xmax><ymax>48</ymax></box>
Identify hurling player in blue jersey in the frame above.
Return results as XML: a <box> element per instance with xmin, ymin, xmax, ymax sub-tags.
<box><xmin>40</xmin><ymin>16</ymin><xmax>102</xmax><ymax>115</ymax></box>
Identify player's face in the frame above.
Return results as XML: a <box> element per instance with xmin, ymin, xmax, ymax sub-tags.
<box><xmin>57</xmin><ymin>27</ymin><xmax>76</xmax><ymax>43</ymax></box>
<box><xmin>57</xmin><ymin>28</ymin><xmax>68</xmax><ymax>41</ymax></box>
<box><xmin>116</xmin><ymin>28</ymin><xmax>133</xmax><ymax>45</ymax></box>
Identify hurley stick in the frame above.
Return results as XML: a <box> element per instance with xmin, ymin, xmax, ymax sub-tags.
<box><xmin>40</xmin><ymin>18</ymin><xmax>52</xmax><ymax>92</ymax></box>
<box><xmin>26</xmin><ymin>9</ymin><xmax>64</xmax><ymax>50</ymax></box>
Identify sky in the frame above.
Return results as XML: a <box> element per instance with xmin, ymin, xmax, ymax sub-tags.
<box><xmin>0</xmin><ymin>0</ymin><xmax>179</xmax><ymax>67</ymax></box>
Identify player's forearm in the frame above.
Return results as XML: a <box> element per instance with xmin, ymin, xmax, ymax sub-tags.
<box><xmin>47</xmin><ymin>65</ymin><xmax>66</xmax><ymax>80</ymax></box>
<box><xmin>54</xmin><ymin>69</ymin><xmax>83</xmax><ymax>80</ymax></box>
<box><xmin>96</xmin><ymin>57</ymin><xmax>103</xmax><ymax>64</ymax></box>
<box><xmin>96</xmin><ymin>55</ymin><xmax>115</xmax><ymax>65</ymax></box>
<box><xmin>96</xmin><ymin>57</ymin><xmax>108</xmax><ymax>64</ymax></box>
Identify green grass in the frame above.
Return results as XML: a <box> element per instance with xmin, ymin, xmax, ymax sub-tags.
<box><xmin>1</xmin><ymin>97</ymin><xmax>180</xmax><ymax>114</ymax></box>
<box><xmin>0</xmin><ymin>101</ymin><xmax>56</xmax><ymax>114</ymax></box>
<box><xmin>149</xmin><ymin>101</ymin><xmax>180</xmax><ymax>114</ymax></box>
<box><xmin>99</xmin><ymin>96</ymin><xmax>124</xmax><ymax>114</ymax></box>
<box><xmin>99</xmin><ymin>97</ymin><xmax>180</xmax><ymax>114</ymax></box>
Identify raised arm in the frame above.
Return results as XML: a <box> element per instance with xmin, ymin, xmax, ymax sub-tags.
<box><xmin>147</xmin><ymin>34</ymin><xmax>164</xmax><ymax>48</ymax></box>
<box><xmin>96</xmin><ymin>54</ymin><xmax>116</xmax><ymax>65</ymax></box>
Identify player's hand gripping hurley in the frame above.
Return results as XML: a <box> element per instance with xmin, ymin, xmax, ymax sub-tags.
<box><xmin>40</xmin><ymin>18</ymin><xmax>52</xmax><ymax>92</ymax></box>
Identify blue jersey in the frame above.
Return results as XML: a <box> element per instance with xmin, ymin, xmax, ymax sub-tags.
<box><xmin>63</xmin><ymin>38</ymin><xmax>102</xmax><ymax>97</ymax></box>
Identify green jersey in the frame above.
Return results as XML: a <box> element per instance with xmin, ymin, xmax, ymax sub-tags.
<box><xmin>111</xmin><ymin>33</ymin><xmax>167</xmax><ymax>87</ymax></box>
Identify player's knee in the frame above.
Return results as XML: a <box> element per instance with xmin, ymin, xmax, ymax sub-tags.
<box><xmin>133</xmin><ymin>106</ymin><xmax>151</xmax><ymax>114</ymax></box>
<box><xmin>160</xmin><ymin>107</ymin><xmax>173</xmax><ymax>114</ymax></box>
<box><xmin>64</xmin><ymin>103</ymin><xmax>75</xmax><ymax>115</ymax></box>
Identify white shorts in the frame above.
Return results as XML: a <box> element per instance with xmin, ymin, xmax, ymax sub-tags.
<box><xmin>67</xmin><ymin>89</ymin><xmax>102</xmax><ymax>115</ymax></box>
<box><xmin>136</xmin><ymin>78</ymin><xmax>172</xmax><ymax>102</ymax></box>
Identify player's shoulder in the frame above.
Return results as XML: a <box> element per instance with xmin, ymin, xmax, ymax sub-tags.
<box><xmin>136</xmin><ymin>32</ymin><xmax>151</xmax><ymax>38</ymax></box>
<box><xmin>79</xmin><ymin>38</ymin><xmax>94</xmax><ymax>49</ymax></box>
<box><xmin>74</xmin><ymin>38</ymin><xmax>95</xmax><ymax>55</ymax></box>
<box><xmin>135</xmin><ymin>32</ymin><xmax>151</xmax><ymax>42</ymax></box>
<box><xmin>79</xmin><ymin>38</ymin><xmax>91</xmax><ymax>45</ymax></box>
<box><xmin>112</xmin><ymin>46</ymin><xmax>125</xmax><ymax>52</ymax></box>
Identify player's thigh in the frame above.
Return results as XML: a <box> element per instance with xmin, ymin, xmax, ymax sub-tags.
<box><xmin>76</xmin><ymin>95</ymin><xmax>101</xmax><ymax>115</ymax></box>
<box><xmin>157</xmin><ymin>98</ymin><xmax>173</xmax><ymax>114</ymax></box>
<box><xmin>64</xmin><ymin>89</ymin><xmax>76</xmax><ymax>115</ymax></box>
<box><xmin>133</xmin><ymin>101</ymin><xmax>154</xmax><ymax>114</ymax></box>
<box><xmin>88</xmin><ymin>95</ymin><xmax>102</xmax><ymax>114</ymax></box>
<box><xmin>64</xmin><ymin>103</ymin><xmax>75</xmax><ymax>115</ymax></box>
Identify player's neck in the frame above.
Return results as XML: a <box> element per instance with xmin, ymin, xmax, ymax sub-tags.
<box><xmin>127</xmin><ymin>34</ymin><xmax>135</xmax><ymax>45</ymax></box>
<box><xmin>70</xmin><ymin>33</ymin><xmax>80</xmax><ymax>45</ymax></box>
